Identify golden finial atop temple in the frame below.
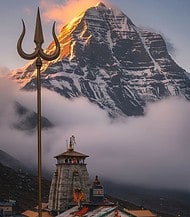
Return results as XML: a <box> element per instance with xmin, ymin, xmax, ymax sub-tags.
<box><xmin>68</xmin><ymin>135</ymin><xmax>76</xmax><ymax>151</ymax></box>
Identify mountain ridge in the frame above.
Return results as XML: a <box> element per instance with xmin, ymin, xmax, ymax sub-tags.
<box><xmin>0</xmin><ymin>162</ymin><xmax>50</xmax><ymax>212</ymax></box>
<box><xmin>0</xmin><ymin>149</ymin><xmax>29</xmax><ymax>173</ymax></box>
<box><xmin>10</xmin><ymin>2</ymin><xmax>190</xmax><ymax>117</ymax></box>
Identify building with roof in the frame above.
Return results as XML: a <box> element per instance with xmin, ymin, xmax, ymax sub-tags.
<box><xmin>123</xmin><ymin>209</ymin><xmax>157</xmax><ymax>217</ymax></box>
<box><xmin>22</xmin><ymin>203</ymin><xmax>52</xmax><ymax>217</ymax></box>
<box><xmin>0</xmin><ymin>201</ymin><xmax>15</xmax><ymax>216</ymax></box>
<box><xmin>48</xmin><ymin>136</ymin><xmax>90</xmax><ymax>213</ymax></box>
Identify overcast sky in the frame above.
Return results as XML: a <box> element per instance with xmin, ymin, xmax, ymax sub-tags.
<box><xmin>0</xmin><ymin>0</ymin><xmax>190</xmax><ymax>192</ymax></box>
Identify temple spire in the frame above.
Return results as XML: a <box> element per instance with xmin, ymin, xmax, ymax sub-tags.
<box><xmin>48</xmin><ymin>136</ymin><xmax>89</xmax><ymax>211</ymax></box>
<box><xmin>93</xmin><ymin>176</ymin><xmax>100</xmax><ymax>186</ymax></box>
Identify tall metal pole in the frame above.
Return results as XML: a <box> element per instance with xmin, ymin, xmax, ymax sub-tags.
<box><xmin>17</xmin><ymin>8</ymin><xmax>60</xmax><ymax>217</ymax></box>
<box><xmin>36</xmin><ymin>57</ymin><xmax>42</xmax><ymax>217</ymax></box>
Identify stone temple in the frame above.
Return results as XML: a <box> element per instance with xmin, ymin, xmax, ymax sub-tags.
<box><xmin>48</xmin><ymin>136</ymin><xmax>90</xmax><ymax>212</ymax></box>
<box><xmin>47</xmin><ymin>135</ymin><xmax>157</xmax><ymax>217</ymax></box>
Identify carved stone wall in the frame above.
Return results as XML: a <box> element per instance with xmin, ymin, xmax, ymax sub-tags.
<box><xmin>48</xmin><ymin>163</ymin><xmax>90</xmax><ymax>212</ymax></box>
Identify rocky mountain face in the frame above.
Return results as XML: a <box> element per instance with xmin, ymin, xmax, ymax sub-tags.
<box><xmin>13</xmin><ymin>102</ymin><xmax>53</xmax><ymax>131</ymax></box>
<box><xmin>11</xmin><ymin>2</ymin><xmax>190</xmax><ymax>117</ymax></box>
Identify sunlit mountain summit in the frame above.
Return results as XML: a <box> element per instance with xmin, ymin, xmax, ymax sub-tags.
<box><xmin>11</xmin><ymin>2</ymin><xmax>190</xmax><ymax>117</ymax></box>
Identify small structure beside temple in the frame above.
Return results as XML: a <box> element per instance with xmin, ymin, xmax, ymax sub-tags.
<box><xmin>0</xmin><ymin>201</ymin><xmax>15</xmax><ymax>217</ymax></box>
<box><xmin>90</xmin><ymin>176</ymin><xmax>104</xmax><ymax>204</ymax></box>
<box><xmin>48</xmin><ymin>136</ymin><xmax>90</xmax><ymax>213</ymax></box>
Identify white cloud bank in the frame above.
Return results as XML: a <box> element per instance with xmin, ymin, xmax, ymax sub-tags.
<box><xmin>0</xmin><ymin>77</ymin><xmax>190</xmax><ymax>191</ymax></box>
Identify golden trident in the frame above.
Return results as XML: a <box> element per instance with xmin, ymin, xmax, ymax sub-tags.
<box><xmin>17</xmin><ymin>8</ymin><xmax>60</xmax><ymax>217</ymax></box>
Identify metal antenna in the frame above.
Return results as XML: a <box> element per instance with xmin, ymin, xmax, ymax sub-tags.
<box><xmin>17</xmin><ymin>7</ymin><xmax>60</xmax><ymax>217</ymax></box>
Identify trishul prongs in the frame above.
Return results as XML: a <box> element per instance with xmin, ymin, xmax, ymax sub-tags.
<box><xmin>17</xmin><ymin>8</ymin><xmax>60</xmax><ymax>217</ymax></box>
<box><xmin>17</xmin><ymin>7</ymin><xmax>60</xmax><ymax>61</ymax></box>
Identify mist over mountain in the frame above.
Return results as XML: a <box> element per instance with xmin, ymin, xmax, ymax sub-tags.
<box><xmin>13</xmin><ymin>102</ymin><xmax>53</xmax><ymax>131</ymax></box>
<box><xmin>11</xmin><ymin>2</ymin><xmax>190</xmax><ymax>118</ymax></box>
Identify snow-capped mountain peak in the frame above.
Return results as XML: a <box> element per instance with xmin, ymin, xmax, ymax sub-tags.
<box><xmin>10</xmin><ymin>2</ymin><xmax>190</xmax><ymax>117</ymax></box>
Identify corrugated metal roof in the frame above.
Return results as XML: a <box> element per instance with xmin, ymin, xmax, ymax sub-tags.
<box><xmin>124</xmin><ymin>209</ymin><xmax>157</xmax><ymax>217</ymax></box>
<box><xmin>57</xmin><ymin>205</ymin><xmax>137</xmax><ymax>217</ymax></box>
<box><xmin>22</xmin><ymin>210</ymin><xmax>52</xmax><ymax>217</ymax></box>
<box><xmin>0</xmin><ymin>202</ymin><xmax>13</xmax><ymax>206</ymax></box>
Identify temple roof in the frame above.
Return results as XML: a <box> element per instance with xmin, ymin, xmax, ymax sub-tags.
<box><xmin>55</xmin><ymin>150</ymin><xmax>89</xmax><ymax>159</ymax></box>
<box><xmin>55</xmin><ymin>135</ymin><xmax>89</xmax><ymax>159</ymax></box>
